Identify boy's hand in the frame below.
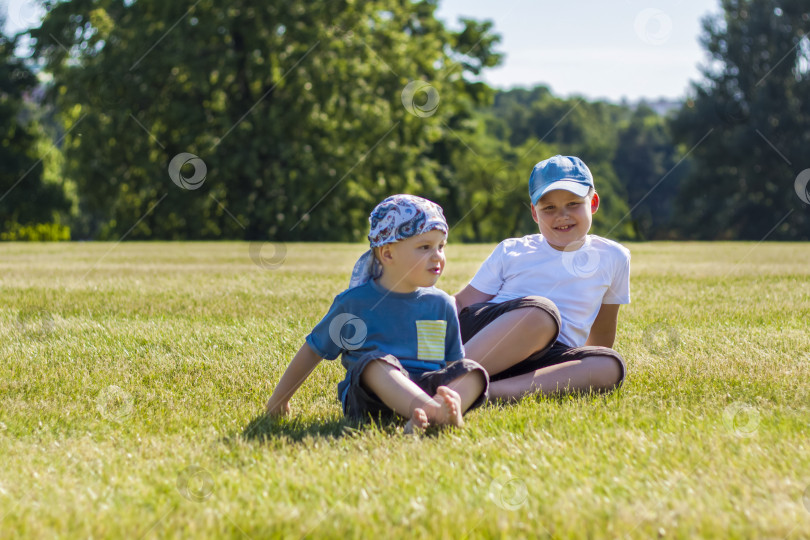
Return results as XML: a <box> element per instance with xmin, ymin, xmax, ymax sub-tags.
<box><xmin>454</xmin><ymin>284</ymin><xmax>495</xmax><ymax>312</ymax></box>
<box><xmin>266</xmin><ymin>400</ymin><xmax>291</xmax><ymax>417</ymax></box>
<box><xmin>265</xmin><ymin>343</ymin><xmax>323</xmax><ymax>418</ymax></box>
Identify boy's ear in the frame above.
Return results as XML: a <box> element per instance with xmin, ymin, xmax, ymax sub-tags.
<box><xmin>590</xmin><ymin>192</ymin><xmax>600</xmax><ymax>214</ymax></box>
<box><xmin>530</xmin><ymin>202</ymin><xmax>540</xmax><ymax>224</ymax></box>
<box><xmin>377</xmin><ymin>244</ymin><xmax>394</xmax><ymax>264</ymax></box>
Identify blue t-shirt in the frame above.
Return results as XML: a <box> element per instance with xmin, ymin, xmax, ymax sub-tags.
<box><xmin>306</xmin><ymin>279</ymin><xmax>465</xmax><ymax>404</ymax></box>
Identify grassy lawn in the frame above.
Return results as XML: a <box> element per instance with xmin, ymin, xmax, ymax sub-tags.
<box><xmin>1</xmin><ymin>241</ymin><xmax>809</xmax><ymax>539</ymax></box>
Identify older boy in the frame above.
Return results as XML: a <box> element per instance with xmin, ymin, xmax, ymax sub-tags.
<box><xmin>267</xmin><ymin>195</ymin><xmax>488</xmax><ymax>430</ymax></box>
<box><xmin>454</xmin><ymin>155</ymin><xmax>630</xmax><ymax>400</ymax></box>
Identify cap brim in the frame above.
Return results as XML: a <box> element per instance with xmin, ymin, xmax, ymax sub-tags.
<box><xmin>531</xmin><ymin>180</ymin><xmax>591</xmax><ymax>204</ymax></box>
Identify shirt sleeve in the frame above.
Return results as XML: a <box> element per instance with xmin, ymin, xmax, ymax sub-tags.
<box><xmin>603</xmin><ymin>249</ymin><xmax>631</xmax><ymax>304</ymax></box>
<box><xmin>444</xmin><ymin>296</ymin><xmax>465</xmax><ymax>362</ymax></box>
<box><xmin>305</xmin><ymin>295</ymin><xmax>347</xmax><ymax>360</ymax></box>
<box><xmin>468</xmin><ymin>241</ymin><xmax>506</xmax><ymax>295</ymax></box>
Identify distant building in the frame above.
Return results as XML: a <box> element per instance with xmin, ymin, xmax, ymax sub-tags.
<box><xmin>638</xmin><ymin>98</ymin><xmax>682</xmax><ymax>116</ymax></box>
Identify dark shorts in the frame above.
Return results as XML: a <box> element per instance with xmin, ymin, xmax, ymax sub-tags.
<box><xmin>458</xmin><ymin>296</ymin><xmax>626</xmax><ymax>384</ymax></box>
<box><xmin>341</xmin><ymin>350</ymin><xmax>490</xmax><ymax>421</ymax></box>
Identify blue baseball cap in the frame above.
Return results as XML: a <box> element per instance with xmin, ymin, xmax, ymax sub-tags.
<box><xmin>529</xmin><ymin>155</ymin><xmax>594</xmax><ymax>205</ymax></box>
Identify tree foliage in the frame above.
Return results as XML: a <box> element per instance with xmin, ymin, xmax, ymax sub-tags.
<box><xmin>476</xmin><ymin>86</ymin><xmax>638</xmax><ymax>241</ymax></box>
<box><xmin>671</xmin><ymin>0</ymin><xmax>810</xmax><ymax>239</ymax></box>
<box><xmin>613</xmin><ymin>105</ymin><xmax>688</xmax><ymax>240</ymax></box>
<box><xmin>1</xmin><ymin>13</ymin><xmax>70</xmax><ymax>236</ymax></box>
<box><xmin>32</xmin><ymin>0</ymin><xmax>810</xmax><ymax>243</ymax></box>
<box><xmin>30</xmin><ymin>0</ymin><xmax>503</xmax><ymax>241</ymax></box>
<box><xmin>13</xmin><ymin>0</ymin><xmax>809</xmax><ymax>242</ymax></box>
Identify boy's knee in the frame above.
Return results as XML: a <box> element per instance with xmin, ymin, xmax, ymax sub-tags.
<box><xmin>513</xmin><ymin>305</ymin><xmax>557</xmax><ymax>329</ymax></box>
<box><xmin>359</xmin><ymin>356</ymin><xmax>402</xmax><ymax>387</ymax></box>
<box><xmin>586</xmin><ymin>355</ymin><xmax>624</xmax><ymax>390</ymax></box>
<box><xmin>451</xmin><ymin>360</ymin><xmax>488</xmax><ymax>390</ymax></box>
<box><xmin>521</xmin><ymin>296</ymin><xmax>561</xmax><ymax>321</ymax></box>
<box><xmin>469</xmin><ymin>365</ymin><xmax>488</xmax><ymax>389</ymax></box>
<box><xmin>359</xmin><ymin>358</ymin><xmax>381</xmax><ymax>378</ymax></box>
<box><xmin>510</xmin><ymin>305</ymin><xmax>558</xmax><ymax>349</ymax></box>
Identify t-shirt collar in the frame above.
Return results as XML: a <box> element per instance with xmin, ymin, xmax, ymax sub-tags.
<box><xmin>369</xmin><ymin>278</ymin><xmax>424</xmax><ymax>299</ymax></box>
<box><xmin>539</xmin><ymin>234</ymin><xmax>592</xmax><ymax>254</ymax></box>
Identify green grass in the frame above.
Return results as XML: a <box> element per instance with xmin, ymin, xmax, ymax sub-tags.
<box><xmin>1</xmin><ymin>241</ymin><xmax>809</xmax><ymax>539</ymax></box>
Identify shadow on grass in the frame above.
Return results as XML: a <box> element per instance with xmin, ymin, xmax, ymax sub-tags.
<box><xmin>239</xmin><ymin>412</ymin><xmax>400</xmax><ymax>443</ymax></box>
<box><xmin>488</xmin><ymin>385</ymin><xmax>625</xmax><ymax>407</ymax></box>
<box><xmin>238</xmin><ymin>389</ymin><xmax>625</xmax><ymax>443</ymax></box>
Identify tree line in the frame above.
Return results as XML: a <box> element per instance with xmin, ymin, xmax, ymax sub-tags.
<box><xmin>1</xmin><ymin>0</ymin><xmax>807</xmax><ymax>242</ymax></box>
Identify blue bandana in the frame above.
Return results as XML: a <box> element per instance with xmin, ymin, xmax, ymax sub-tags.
<box><xmin>348</xmin><ymin>195</ymin><xmax>448</xmax><ymax>289</ymax></box>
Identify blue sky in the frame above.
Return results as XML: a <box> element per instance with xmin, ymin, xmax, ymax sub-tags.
<box><xmin>436</xmin><ymin>0</ymin><xmax>720</xmax><ymax>101</ymax></box>
<box><xmin>3</xmin><ymin>0</ymin><xmax>721</xmax><ymax>101</ymax></box>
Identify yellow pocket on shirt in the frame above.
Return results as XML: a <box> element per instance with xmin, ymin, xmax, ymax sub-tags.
<box><xmin>415</xmin><ymin>320</ymin><xmax>447</xmax><ymax>361</ymax></box>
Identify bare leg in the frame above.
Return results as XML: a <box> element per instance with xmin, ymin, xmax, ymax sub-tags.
<box><xmin>463</xmin><ymin>308</ymin><xmax>557</xmax><ymax>376</ymax></box>
<box><xmin>405</xmin><ymin>369</ymin><xmax>484</xmax><ymax>432</ymax></box>
<box><xmin>361</xmin><ymin>360</ymin><xmax>464</xmax><ymax>426</ymax></box>
<box><xmin>445</xmin><ymin>369</ymin><xmax>487</xmax><ymax>413</ymax></box>
<box><xmin>489</xmin><ymin>355</ymin><xmax>624</xmax><ymax>401</ymax></box>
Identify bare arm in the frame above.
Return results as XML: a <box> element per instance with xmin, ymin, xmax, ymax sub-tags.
<box><xmin>453</xmin><ymin>284</ymin><xmax>495</xmax><ymax>313</ymax></box>
<box><xmin>585</xmin><ymin>303</ymin><xmax>621</xmax><ymax>348</ymax></box>
<box><xmin>265</xmin><ymin>342</ymin><xmax>323</xmax><ymax>416</ymax></box>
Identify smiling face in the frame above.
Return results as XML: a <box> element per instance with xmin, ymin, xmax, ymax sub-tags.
<box><xmin>375</xmin><ymin>229</ymin><xmax>447</xmax><ymax>293</ymax></box>
<box><xmin>531</xmin><ymin>189</ymin><xmax>599</xmax><ymax>251</ymax></box>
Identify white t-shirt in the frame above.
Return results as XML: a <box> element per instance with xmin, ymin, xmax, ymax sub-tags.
<box><xmin>468</xmin><ymin>234</ymin><xmax>631</xmax><ymax>347</ymax></box>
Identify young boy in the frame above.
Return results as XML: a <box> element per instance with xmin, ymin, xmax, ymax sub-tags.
<box><xmin>454</xmin><ymin>155</ymin><xmax>630</xmax><ymax>401</ymax></box>
<box><xmin>266</xmin><ymin>195</ymin><xmax>488</xmax><ymax>430</ymax></box>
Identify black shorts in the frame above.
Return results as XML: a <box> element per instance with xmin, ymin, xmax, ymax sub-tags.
<box><xmin>458</xmin><ymin>296</ymin><xmax>626</xmax><ymax>383</ymax></box>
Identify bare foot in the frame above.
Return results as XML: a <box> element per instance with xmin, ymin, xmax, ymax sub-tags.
<box><xmin>404</xmin><ymin>407</ymin><xmax>429</xmax><ymax>434</ymax></box>
<box><xmin>431</xmin><ymin>386</ymin><xmax>463</xmax><ymax>427</ymax></box>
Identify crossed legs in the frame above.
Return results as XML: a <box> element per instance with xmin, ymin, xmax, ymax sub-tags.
<box><xmin>462</xmin><ymin>306</ymin><xmax>624</xmax><ymax>400</ymax></box>
<box><xmin>360</xmin><ymin>360</ymin><xmax>486</xmax><ymax>430</ymax></box>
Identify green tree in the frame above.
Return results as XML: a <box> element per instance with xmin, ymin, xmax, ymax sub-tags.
<box><xmin>613</xmin><ymin>104</ymin><xmax>689</xmax><ymax>240</ymax></box>
<box><xmin>481</xmin><ymin>87</ymin><xmax>636</xmax><ymax>241</ymax></box>
<box><xmin>30</xmin><ymin>0</ymin><xmax>501</xmax><ymax>241</ymax></box>
<box><xmin>0</xmin><ymin>14</ymin><xmax>71</xmax><ymax>239</ymax></box>
<box><xmin>670</xmin><ymin>0</ymin><xmax>810</xmax><ymax>240</ymax></box>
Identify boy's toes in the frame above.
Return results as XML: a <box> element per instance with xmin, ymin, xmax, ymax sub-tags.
<box><xmin>404</xmin><ymin>408</ymin><xmax>429</xmax><ymax>434</ymax></box>
<box><xmin>434</xmin><ymin>386</ymin><xmax>463</xmax><ymax>427</ymax></box>
<box><xmin>435</xmin><ymin>386</ymin><xmax>460</xmax><ymax>410</ymax></box>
